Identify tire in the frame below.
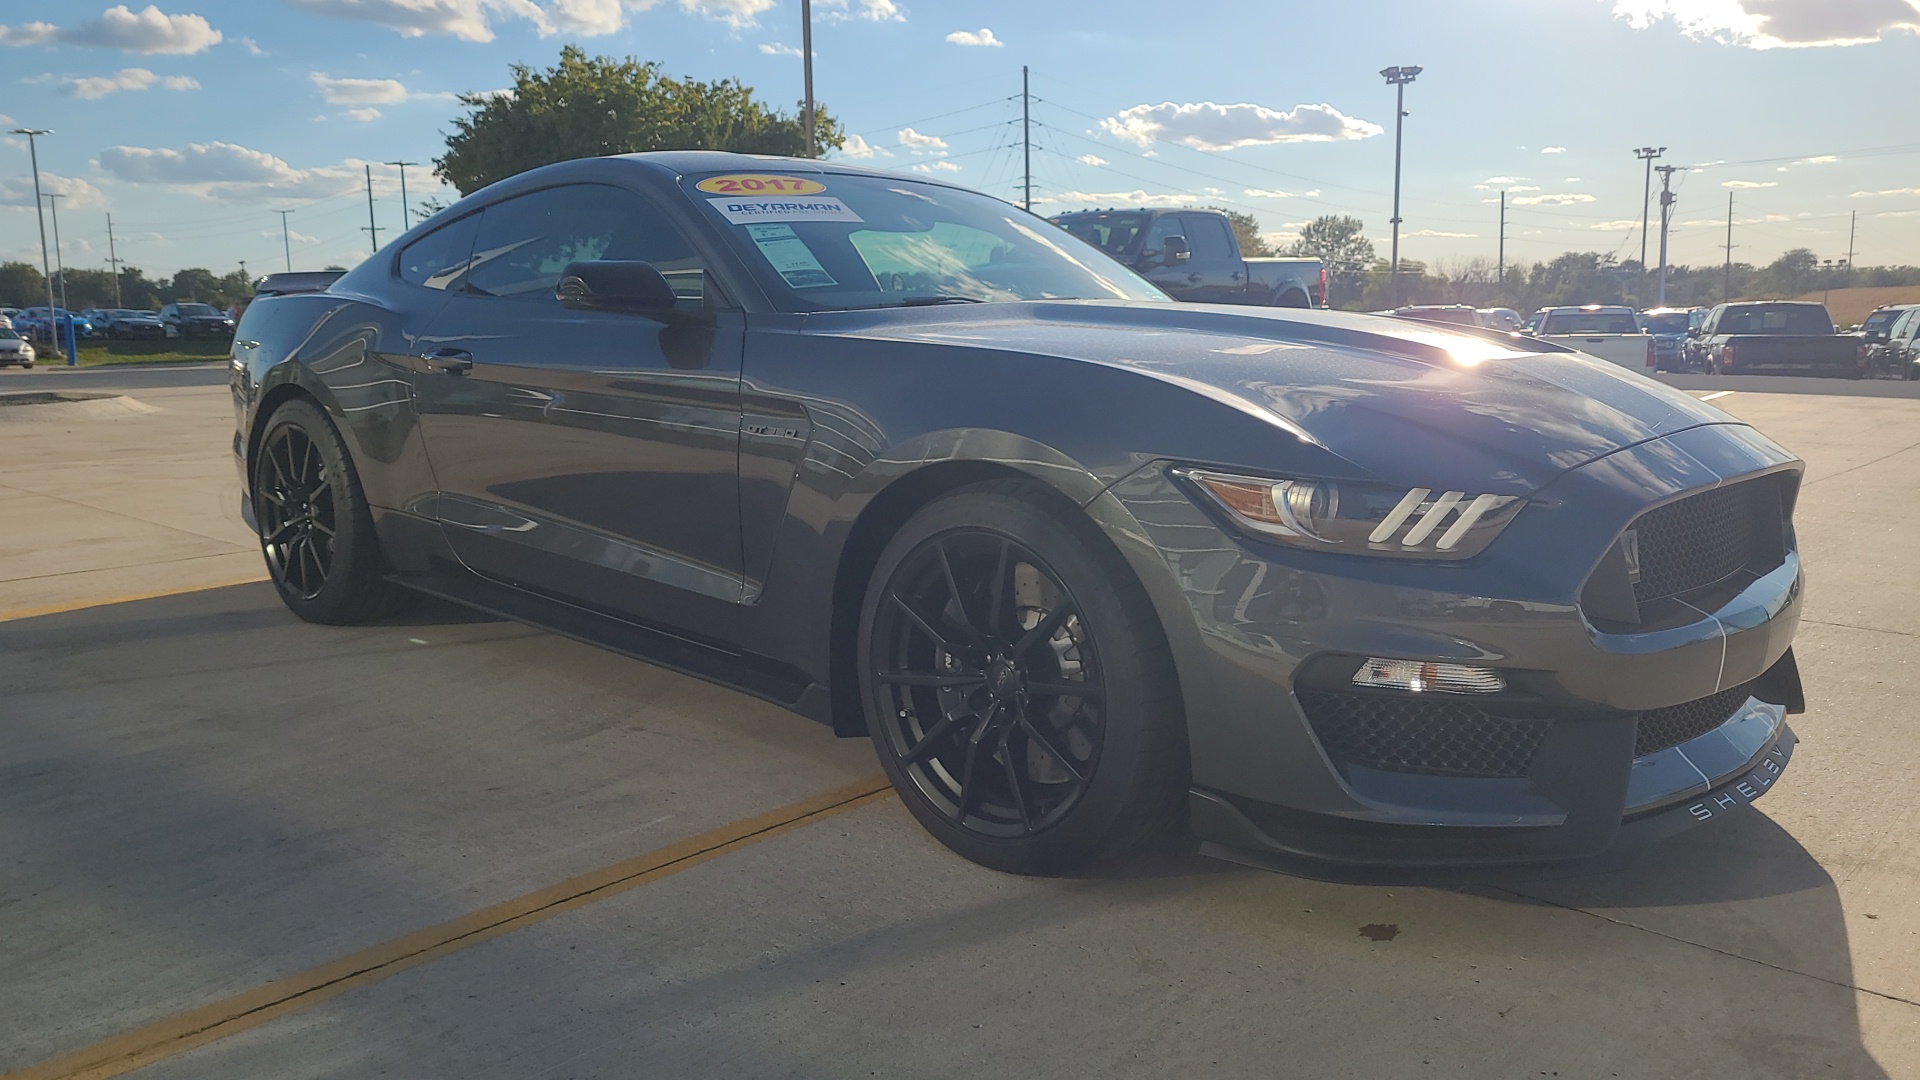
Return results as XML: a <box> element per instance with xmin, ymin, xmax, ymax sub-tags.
<box><xmin>253</xmin><ymin>397</ymin><xmax>409</xmax><ymax>625</ymax></box>
<box><xmin>857</xmin><ymin>480</ymin><xmax>1187</xmax><ymax>875</ymax></box>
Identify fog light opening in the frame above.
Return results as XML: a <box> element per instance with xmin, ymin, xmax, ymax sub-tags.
<box><xmin>1354</xmin><ymin>658</ymin><xmax>1505</xmax><ymax>694</ymax></box>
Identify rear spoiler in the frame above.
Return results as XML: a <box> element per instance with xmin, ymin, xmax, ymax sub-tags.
<box><xmin>253</xmin><ymin>271</ymin><xmax>346</xmax><ymax>297</ymax></box>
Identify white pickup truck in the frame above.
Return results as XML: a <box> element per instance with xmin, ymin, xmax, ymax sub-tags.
<box><xmin>1525</xmin><ymin>305</ymin><xmax>1651</xmax><ymax>371</ymax></box>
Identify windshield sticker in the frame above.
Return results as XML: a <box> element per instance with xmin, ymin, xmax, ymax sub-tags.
<box><xmin>747</xmin><ymin>224</ymin><xmax>838</xmax><ymax>289</ymax></box>
<box><xmin>696</xmin><ymin>174</ymin><xmax>827</xmax><ymax>196</ymax></box>
<box><xmin>709</xmin><ymin>195</ymin><xmax>864</xmax><ymax>226</ymax></box>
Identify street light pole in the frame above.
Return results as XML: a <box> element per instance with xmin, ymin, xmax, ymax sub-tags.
<box><xmin>801</xmin><ymin>0</ymin><xmax>816</xmax><ymax>158</ymax></box>
<box><xmin>385</xmin><ymin>161</ymin><xmax>420</xmax><ymax>229</ymax></box>
<box><xmin>11</xmin><ymin>127</ymin><xmax>58</xmax><ymax>356</ymax></box>
<box><xmin>276</xmin><ymin>209</ymin><xmax>296</xmax><ymax>272</ymax></box>
<box><xmin>1380</xmin><ymin>65</ymin><xmax>1421</xmax><ymax>308</ymax></box>
<box><xmin>1655</xmin><ymin>163</ymin><xmax>1677</xmax><ymax>307</ymax></box>
<box><xmin>45</xmin><ymin>192</ymin><xmax>68</xmax><ymax>313</ymax></box>
<box><xmin>1633</xmin><ymin>146</ymin><xmax>1664</xmax><ymax>278</ymax></box>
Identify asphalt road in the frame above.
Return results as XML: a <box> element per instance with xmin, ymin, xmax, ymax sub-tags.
<box><xmin>2</xmin><ymin>374</ymin><xmax>1916</xmax><ymax>1079</ymax></box>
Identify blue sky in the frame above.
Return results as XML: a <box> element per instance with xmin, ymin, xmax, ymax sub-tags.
<box><xmin>3</xmin><ymin>0</ymin><xmax>1917</xmax><ymax>281</ymax></box>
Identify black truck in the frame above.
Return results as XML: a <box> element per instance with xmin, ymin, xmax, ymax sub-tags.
<box><xmin>1050</xmin><ymin>208</ymin><xmax>1323</xmax><ymax>308</ymax></box>
<box><xmin>1696</xmin><ymin>301</ymin><xmax>1863</xmax><ymax>378</ymax></box>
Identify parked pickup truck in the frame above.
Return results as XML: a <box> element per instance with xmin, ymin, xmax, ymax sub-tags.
<box><xmin>1696</xmin><ymin>301</ymin><xmax>1862</xmax><ymax>378</ymax></box>
<box><xmin>1526</xmin><ymin>305</ymin><xmax>1651</xmax><ymax>371</ymax></box>
<box><xmin>1050</xmin><ymin>208</ymin><xmax>1323</xmax><ymax>307</ymax></box>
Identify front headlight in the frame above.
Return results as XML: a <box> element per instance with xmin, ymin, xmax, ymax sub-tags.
<box><xmin>1179</xmin><ymin>468</ymin><xmax>1524</xmax><ymax>559</ymax></box>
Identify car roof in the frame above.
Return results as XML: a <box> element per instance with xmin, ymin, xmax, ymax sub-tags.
<box><xmin>1540</xmin><ymin>305</ymin><xmax>1634</xmax><ymax>313</ymax></box>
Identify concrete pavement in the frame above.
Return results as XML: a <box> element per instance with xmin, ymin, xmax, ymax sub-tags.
<box><xmin>1</xmin><ymin>375</ymin><xmax>1915</xmax><ymax>1078</ymax></box>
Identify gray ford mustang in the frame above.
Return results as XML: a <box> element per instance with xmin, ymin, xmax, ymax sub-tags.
<box><xmin>230</xmin><ymin>152</ymin><xmax>1804</xmax><ymax>875</ymax></box>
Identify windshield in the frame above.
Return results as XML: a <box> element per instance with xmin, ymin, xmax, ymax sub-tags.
<box><xmin>685</xmin><ymin>172</ymin><xmax>1165</xmax><ymax>310</ymax></box>
<box><xmin>1052</xmin><ymin>212</ymin><xmax>1150</xmax><ymax>258</ymax></box>
<box><xmin>176</xmin><ymin>304</ymin><xmax>219</xmax><ymax>316</ymax></box>
<box><xmin>1719</xmin><ymin>304</ymin><xmax>1833</xmax><ymax>335</ymax></box>
<box><xmin>1540</xmin><ymin>312</ymin><xmax>1640</xmax><ymax>335</ymax></box>
<box><xmin>0</xmin><ymin>328</ymin><xmax>19</xmax><ymax>340</ymax></box>
<box><xmin>1643</xmin><ymin>312</ymin><xmax>1691</xmax><ymax>334</ymax></box>
<box><xmin>1862</xmin><ymin>309</ymin><xmax>1907</xmax><ymax>333</ymax></box>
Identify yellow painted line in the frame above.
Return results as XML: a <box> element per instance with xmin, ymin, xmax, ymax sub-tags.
<box><xmin>0</xmin><ymin>578</ymin><xmax>269</xmax><ymax>624</ymax></box>
<box><xmin>5</xmin><ymin>777</ymin><xmax>894</xmax><ymax>1080</ymax></box>
<box><xmin>1699</xmin><ymin>390</ymin><xmax>1736</xmax><ymax>401</ymax></box>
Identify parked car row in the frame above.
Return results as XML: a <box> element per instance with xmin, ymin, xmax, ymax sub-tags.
<box><xmin>1859</xmin><ymin>304</ymin><xmax>1920</xmax><ymax>379</ymax></box>
<box><xmin>0</xmin><ymin>304</ymin><xmax>235</xmax><ymax>343</ymax></box>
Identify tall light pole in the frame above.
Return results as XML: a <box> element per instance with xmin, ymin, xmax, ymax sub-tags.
<box><xmin>45</xmin><ymin>192</ymin><xmax>68</xmax><ymax>313</ymax></box>
<box><xmin>1380</xmin><ymin>65</ymin><xmax>1421</xmax><ymax>308</ymax></box>
<box><xmin>276</xmin><ymin>209</ymin><xmax>296</xmax><ymax>272</ymax></box>
<box><xmin>11</xmin><ymin>127</ymin><xmax>58</xmax><ymax>352</ymax></box>
<box><xmin>801</xmin><ymin>0</ymin><xmax>816</xmax><ymax>157</ymax></box>
<box><xmin>385</xmin><ymin>161</ymin><xmax>420</xmax><ymax>229</ymax></box>
<box><xmin>1633</xmin><ymin>146</ymin><xmax>1664</xmax><ymax>278</ymax></box>
<box><xmin>1655</xmin><ymin>163</ymin><xmax>1677</xmax><ymax>307</ymax></box>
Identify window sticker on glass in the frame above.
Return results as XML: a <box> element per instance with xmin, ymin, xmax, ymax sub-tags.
<box><xmin>709</xmin><ymin>196</ymin><xmax>864</xmax><ymax>225</ymax></box>
<box><xmin>747</xmin><ymin>224</ymin><xmax>838</xmax><ymax>289</ymax></box>
<box><xmin>695</xmin><ymin>174</ymin><xmax>826</xmax><ymax>195</ymax></box>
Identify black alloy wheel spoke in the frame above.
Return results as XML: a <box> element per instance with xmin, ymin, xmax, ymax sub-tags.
<box><xmin>264</xmin><ymin>521</ymin><xmax>300</xmax><ymax>546</ymax></box>
<box><xmin>998</xmin><ymin>727</ymin><xmax>1033</xmax><ymax>833</ymax></box>
<box><xmin>903</xmin><ymin>711</ymin><xmax>962</xmax><ymax>763</ymax></box>
<box><xmin>935</xmin><ymin>540</ymin><xmax>990</xmax><ymax>649</ymax></box>
<box><xmin>1017</xmin><ymin>711</ymin><xmax>1088</xmax><ymax>784</ymax></box>
<box><xmin>309</xmin><ymin>519</ymin><xmax>336</xmax><ymax>539</ymax></box>
<box><xmin>986</xmin><ymin>538</ymin><xmax>1011</xmax><ymax>639</ymax></box>
<box><xmin>953</xmin><ymin>703</ymin><xmax>999</xmax><ymax>824</ymax></box>
<box><xmin>1012</xmin><ymin>602</ymin><xmax>1077</xmax><ymax>660</ymax></box>
<box><xmin>1025</xmin><ymin>679</ymin><xmax>1103</xmax><ymax>701</ymax></box>
<box><xmin>876</xmin><ymin>670</ymin><xmax>987</xmax><ymax>688</ymax></box>
<box><xmin>889</xmin><ymin>592</ymin><xmax>964</xmax><ymax>652</ymax></box>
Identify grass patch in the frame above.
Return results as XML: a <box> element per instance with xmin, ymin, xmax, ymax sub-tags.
<box><xmin>34</xmin><ymin>337</ymin><xmax>232</xmax><ymax>367</ymax></box>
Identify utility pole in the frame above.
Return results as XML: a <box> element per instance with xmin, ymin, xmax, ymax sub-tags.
<box><xmin>1655</xmin><ymin>164</ymin><xmax>1677</xmax><ymax>307</ymax></box>
<box><xmin>1846</xmin><ymin>210</ymin><xmax>1857</xmax><ymax>283</ymax></box>
<box><xmin>1380</xmin><ymin>65</ymin><xmax>1422</xmax><ymax>308</ymax></box>
<box><xmin>1723</xmin><ymin>192</ymin><xmax>1735</xmax><ymax>303</ymax></box>
<box><xmin>363</xmin><ymin>164</ymin><xmax>380</xmax><ymax>255</ymax></box>
<box><xmin>386</xmin><ymin>161</ymin><xmax>420</xmax><ymax>230</ymax></box>
<box><xmin>106</xmin><ymin>212</ymin><xmax>123</xmax><ymax>307</ymax></box>
<box><xmin>1022</xmin><ymin>65</ymin><xmax>1032</xmax><ymax>212</ymax></box>
<box><xmin>45</xmin><ymin>193</ymin><xmax>68</xmax><ymax>313</ymax></box>
<box><xmin>1633</xmin><ymin>147</ymin><xmax>1664</xmax><ymax>279</ymax></box>
<box><xmin>10</xmin><ymin>128</ymin><xmax>57</xmax><ymax>355</ymax></box>
<box><xmin>276</xmin><ymin>209</ymin><xmax>296</xmax><ymax>272</ymax></box>
<box><xmin>801</xmin><ymin>0</ymin><xmax>815</xmax><ymax>157</ymax></box>
<box><xmin>1497</xmin><ymin>189</ymin><xmax>1506</xmax><ymax>286</ymax></box>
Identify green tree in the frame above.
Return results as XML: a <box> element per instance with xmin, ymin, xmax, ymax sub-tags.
<box><xmin>436</xmin><ymin>46</ymin><xmax>843</xmax><ymax>195</ymax></box>
<box><xmin>1282</xmin><ymin>216</ymin><xmax>1376</xmax><ymax>307</ymax></box>
<box><xmin>0</xmin><ymin>261</ymin><xmax>46</xmax><ymax>308</ymax></box>
<box><xmin>59</xmin><ymin>269</ymin><xmax>120</xmax><ymax>309</ymax></box>
<box><xmin>1204</xmin><ymin>207</ymin><xmax>1271</xmax><ymax>257</ymax></box>
<box><xmin>117</xmin><ymin>267</ymin><xmax>162</xmax><ymax>310</ymax></box>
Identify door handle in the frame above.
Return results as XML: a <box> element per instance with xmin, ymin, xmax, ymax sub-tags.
<box><xmin>420</xmin><ymin>348</ymin><xmax>473</xmax><ymax>375</ymax></box>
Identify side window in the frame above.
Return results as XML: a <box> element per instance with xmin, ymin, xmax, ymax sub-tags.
<box><xmin>465</xmin><ymin>184</ymin><xmax>708</xmax><ymax>306</ymax></box>
<box><xmin>1181</xmin><ymin>214</ymin><xmax>1236</xmax><ymax>263</ymax></box>
<box><xmin>398</xmin><ymin>213</ymin><xmax>481</xmax><ymax>291</ymax></box>
<box><xmin>1142</xmin><ymin>215</ymin><xmax>1185</xmax><ymax>261</ymax></box>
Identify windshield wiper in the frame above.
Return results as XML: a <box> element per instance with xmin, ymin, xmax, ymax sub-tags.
<box><xmin>875</xmin><ymin>295</ymin><xmax>989</xmax><ymax>308</ymax></box>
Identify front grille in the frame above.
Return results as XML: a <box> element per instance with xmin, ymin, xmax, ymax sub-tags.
<box><xmin>1298</xmin><ymin>690</ymin><xmax>1549</xmax><ymax>779</ymax></box>
<box><xmin>1630</xmin><ymin>479</ymin><xmax>1775</xmax><ymax>605</ymax></box>
<box><xmin>1634</xmin><ymin>681</ymin><xmax>1756</xmax><ymax>757</ymax></box>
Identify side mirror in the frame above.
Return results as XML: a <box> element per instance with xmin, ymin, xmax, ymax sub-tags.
<box><xmin>556</xmin><ymin>260</ymin><xmax>679</xmax><ymax>313</ymax></box>
<box><xmin>1163</xmin><ymin>236</ymin><xmax>1191</xmax><ymax>265</ymax></box>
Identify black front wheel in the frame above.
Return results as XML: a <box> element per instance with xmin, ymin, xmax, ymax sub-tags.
<box><xmin>253</xmin><ymin>398</ymin><xmax>409</xmax><ymax>624</ymax></box>
<box><xmin>859</xmin><ymin>481</ymin><xmax>1187</xmax><ymax>875</ymax></box>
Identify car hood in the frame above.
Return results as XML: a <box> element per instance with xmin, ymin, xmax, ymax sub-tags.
<box><xmin>818</xmin><ymin>301</ymin><xmax>1741</xmax><ymax>495</ymax></box>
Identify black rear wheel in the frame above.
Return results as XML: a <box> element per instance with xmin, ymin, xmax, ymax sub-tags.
<box><xmin>859</xmin><ymin>481</ymin><xmax>1186</xmax><ymax>875</ymax></box>
<box><xmin>254</xmin><ymin>398</ymin><xmax>409</xmax><ymax>624</ymax></box>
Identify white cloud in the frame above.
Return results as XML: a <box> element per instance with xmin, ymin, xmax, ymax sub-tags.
<box><xmin>835</xmin><ymin>133</ymin><xmax>891</xmax><ymax>159</ymax></box>
<box><xmin>1723</xmin><ymin>179</ymin><xmax>1776</xmax><ymax>188</ymax></box>
<box><xmin>818</xmin><ymin>0</ymin><xmax>905</xmax><ymax>20</ymax></box>
<box><xmin>1244</xmin><ymin>187</ymin><xmax>1319</xmax><ymax>199</ymax></box>
<box><xmin>1076</xmin><ymin>154</ymin><xmax>1108</xmax><ymax>166</ymax></box>
<box><xmin>1037</xmin><ymin>189</ymin><xmax>1204</xmax><ymax>207</ymax></box>
<box><xmin>758</xmin><ymin>41</ymin><xmax>802</xmax><ymax>56</ymax></box>
<box><xmin>1797</xmin><ymin>154</ymin><xmax>1838</xmax><ymax>164</ymax></box>
<box><xmin>98</xmin><ymin>140</ymin><xmax>369</xmax><ymax>200</ymax></box>
<box><xmin>1511</xmin><ymin>192</ymin><xmax>1598</xmax><ymax>206</ymax></box>
<box><xmin>52</xmin><ymin>66</ymin><xmax>198</xmax><ymax>98</ymax></box>
<box><xmin>1407</xmin><ymin>229</ymin><xmax>1477</xmax><ymax>237</ymax></box>
<box><xmin>1564</xmin><ymin>177</ymin><xmax>1582</xmax><ymax>182</ymax></box>
<box><xmin>346</xmin><ymin>107</ymin><xmax>381</xmax><ymax>121</ymax></box>
<box><xmin>0</xmin><ymin>172</ymin><xmax>107</xmax><ymax>209</ymax></box>
<box><xmin>911</xmin><ymin>161</ymin><xmax>960</xmax><ymax>173</ymax></box>
<box><xmin>311</xmin><ymin>72</ymin><xmax>409</xmax><ymax>104</ymax></box>
<box><xmin>236</xmin><ymin>35</ymin><xmax>262</xmax><ymax>53</ymax></box>
<box><xmin>1540</xmin><ymin>145</ymin><xmax>1568</xmax><ymax>153</ymax></box>
<box><xmin>897</xmin><ymin>127</ymin><xmax>947</xmax><ymax>153</ymax></box>
<box><xmin>263</xmin><ymin>228</ymin><xmax>321</xmax><ymax>244</ymax></box>
<box><xmin>1852</xmin><ymin>187</ymin><xmax>1920</xmax><ymax>197</ymax></box>
<box><xmin>1102</xmin><ymin>100</ymin><xmax>1381</xmax><ymax>151</ymax></box>
<box><xmin>1610</xmin><ymin>0</ymin><xmax>1920</xmax><ymax>48</ymax></box>
<box><xmin>282</xmin><ymin>0</ymin><xmax>772</xmax><ymax>42</ymax></box>
<box><xmin>1590</xmin><ymin>220</ymin><xmax>1642</xmax><ymax>230</ymax></box>
<box><xmin>1477</xmin><ymin>176</ymin><xmax>1530</xmax><ymax>186</ymax></box>
<box><xmin>0</xmin><ymin>5</ymin><xmax>225</xmax><ymax>54</ymax></box>
<box><xmin>946</xmin><ymin>27</ymin><xmax>1001</xmax><ymax>46</ymax></box>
